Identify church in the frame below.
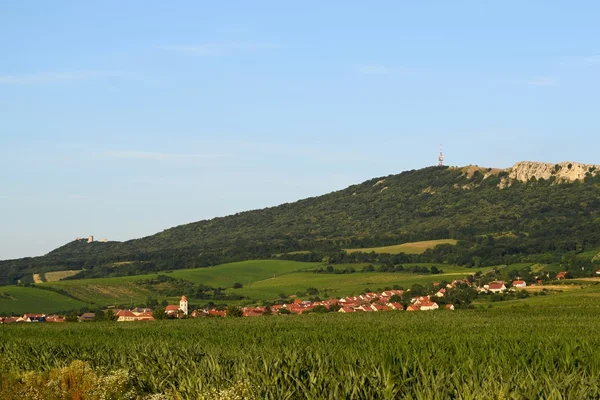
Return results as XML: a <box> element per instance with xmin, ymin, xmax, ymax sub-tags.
<box><xmin>165</xmin><ymin>296</ymin><xmax>188</xmax><ymax>316</ymax></box>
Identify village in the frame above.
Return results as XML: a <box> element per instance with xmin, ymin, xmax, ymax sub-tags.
<box><xmin>2</xmin><ymin>271</ymin><xmax>578</xmax><ymax>324</ymax></box>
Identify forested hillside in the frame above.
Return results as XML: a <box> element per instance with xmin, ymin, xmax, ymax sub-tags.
<box><xmin>2</xmin><ymin>163</ymin><xmax>600</xmax><ymax>285</ymax></box>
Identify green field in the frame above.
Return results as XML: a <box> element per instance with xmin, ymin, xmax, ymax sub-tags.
<box><xmin>232</xmin><ymin>264</ymin><xmax>490</xmax><ymax>301</ymax></box>
<box><xmin>0</xmin><ymin>260</ymin><xmax>319</xmax><ymax>313</ymax></box>
<box><xmin>2</xmin><ymin>258</ymin><xmax>588</xmax><ymax>315</ymax></box>
<box><xmin>344</xmin><ymin>239</ymin><xmax>458</xmax><ymax>254</ymax></box>
<box><xmin>1</xmin><ymin>307</ymin><xmax>599</xmax><ymax>399</ymax></box>
<box><xmin>0</xmin><ymin>286</ymin><xmax>89</xmax><ymax>314</ymax></box>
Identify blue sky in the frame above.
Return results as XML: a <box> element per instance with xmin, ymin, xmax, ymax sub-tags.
<box><xmin>1</xmin><ymin>1</ymin><xmax>599</xmax><ymax>260</ymax></box>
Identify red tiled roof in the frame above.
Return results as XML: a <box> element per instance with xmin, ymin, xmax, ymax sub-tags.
<box><xmin>488</xmin><ymin>282</ymin><xmax>505</xmax><ymax>290</ymax></box>
<box><xmin>117</xmin><ymin>310</ymin><xmax>136</xmax><ymax>317</ymax></box>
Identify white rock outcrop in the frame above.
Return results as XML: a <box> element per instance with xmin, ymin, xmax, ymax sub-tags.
<box><xmin>507</xmin><ymin>161</ymin><xmax>599</xmax><ymax>183</ymax></box>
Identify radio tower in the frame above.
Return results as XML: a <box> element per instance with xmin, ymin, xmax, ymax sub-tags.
<box><xmin>438</xmin><ymin>145</ymin><xmax>444</xmax><ymax>167</ymax></box>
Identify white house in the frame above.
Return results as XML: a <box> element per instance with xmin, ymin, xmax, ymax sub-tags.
<box><xmin>419</xmin><ymin>302</ymin><xmax>439</xmax><ymax>311</ymax></box>
<box><xmin>488</xmin><ymin>282</ymin><xmax>507</xmax><ymax>293</ymax></box>
<box><xmin>512</xmin><ymin>280</ymin><xmax>527</xmax><ymax>288</ymax></box>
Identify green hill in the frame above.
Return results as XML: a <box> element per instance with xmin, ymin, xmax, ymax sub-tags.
<box><xmin>2</xmin><ymin>162</ymin><xmax>600</xmax><ymax>285</ymax></box>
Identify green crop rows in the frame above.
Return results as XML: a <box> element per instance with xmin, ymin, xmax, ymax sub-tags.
<box><xmin>1</xmin><ymin>307</ymin><xmax>600</xmax><ymax>399</ymax></box>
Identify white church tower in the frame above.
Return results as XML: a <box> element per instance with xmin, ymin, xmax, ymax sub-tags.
<box><xmin>179</xmin><ymin>296</ymin><xmax>188</xmax><ymax>315</ymax></box>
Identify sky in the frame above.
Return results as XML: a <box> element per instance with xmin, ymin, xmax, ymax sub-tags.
<box><xmin>1</xmin><ymin>1</ymin><xmax>600</xmax><ymax>260</ymax></box>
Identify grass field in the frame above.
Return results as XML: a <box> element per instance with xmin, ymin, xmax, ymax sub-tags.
<box><xmin>43</xmin><ymin>270</ymin><xmax>81</xmax><ymax>282</ymax></box>
<box><xmin>1</xmin><ymin>307</ymin><xmax>599</xmax><ymax>399</ymax></box>
<box><xmin>0</xmin><ymin>259</ymin><xmax>523</xmax><ymax>314</ymax></box>
<box><xmin>0</xmin><ymin>286</ymin><xmax>89</xmax><ymax>314</ymax></box>
<box><xmin>344</xmin><ymin>239</ymin><xmax>458</xmax><ymax>254</ymax></box>
<box><xmin>41</xmin><ymin>260</ymin><xmax>317</xmax><ymax>306</ymax></box>
<box><xmin>4</xmin><ymin>258</ymin><xmax>592</xmax><ymax>315</ymax></box>
<box><xmin>230</xmin><ymin>264</ymin><xmax>490</xmax><ymax>302</ymax></box>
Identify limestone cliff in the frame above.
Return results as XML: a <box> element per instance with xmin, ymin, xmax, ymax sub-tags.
<box><xmin>507</xmin><ymin>161</ymin><xmax>599</xmax><ymax>183</ymax></box>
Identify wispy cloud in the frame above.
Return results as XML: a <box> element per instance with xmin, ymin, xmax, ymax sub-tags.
<box><xmin>0</xmin><ymin>71</ymin><xmax>119</xmax><ymax>85</ymax></box>
<box><xmin>356</xmin><ymin>64</ymin><xmax>394</xmax><ymax>76</ymax></box>
<box><xmin>160</xmin><ymin>42</ymin><xmax>278</xmax><ymax>56</ymax></box>
<box><xmin>106</xmin><ymin>150</ymin><xmax>232</xmax><ymax>163</ymax></box>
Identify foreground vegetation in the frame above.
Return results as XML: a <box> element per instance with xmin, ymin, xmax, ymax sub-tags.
<box><xmin>1</xmin><ymin>307</ymin><xmax>599</xmax><ymax>399</ymax></box>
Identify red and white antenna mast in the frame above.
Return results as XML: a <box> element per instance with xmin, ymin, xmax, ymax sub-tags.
<box><xmin>438</xmin><ymin>145</ymin><xmax>444</xmax><ymax>166</ymax></box>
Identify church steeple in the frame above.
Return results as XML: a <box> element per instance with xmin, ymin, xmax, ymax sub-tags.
<box><xmin>179</xmin><ymin>296</ymin><xmax>188</xmax><ymax>315</ymax></box>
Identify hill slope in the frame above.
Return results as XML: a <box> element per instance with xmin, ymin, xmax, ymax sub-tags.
<box><xmin>2</xmin><ymin>161</ymin><xmax>600</xmax><ymax>284</ymax></box>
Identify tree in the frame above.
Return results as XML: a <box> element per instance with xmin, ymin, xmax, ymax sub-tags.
<box><xmin>263</xmin><ymin>305</ymin><xmax>272</xmax><ymax>316</ymax></box>
<box><xmin>146</xmin><ymin>297</ymin><xmax>159</xmax><ymax>308</ymax></box>
<box><xmin>65</xmin><ymin>312</ymin><xmax>78</xmax><ymax>323</ymax></box>
<box><xmin>227</xmin><ymin>306</ymin><xmax>243</xmax><ymax>317</ymax></box>
<box><xmin>152</xmin><ymin>308</ymin><xmax>166</xmax><ymax>320</ymax></box>
<box><xmin>312</xmin><ymin>305</ymin><xmax>329</xmax><ymax>314</ymax></box>
<box><xmin>105</xmin><ymin>310</ymin><xmax>117</xmax><ymax>321</ymax></box>
<box><xmin>233</xmin><ymin>282</ymin><xmax>243</xmax><ymax>289</ymax></box>
<box><xmin>390</xmin><ymin>294</ymin><xmax>402</xmax><ymax>303</ymax></box>
<box><xmin>93</xmin><ymin>310</ymin><xmax>105</xmax><ymax>322</ymax></box>
<box><xmin>410</xmin><ymin>284</ymin><xmax>426</xmax><ymax>296</ymax></box>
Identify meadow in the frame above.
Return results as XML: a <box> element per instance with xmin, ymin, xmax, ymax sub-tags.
<box><xmin>0</xmin><ymin>285</ymin><xmax>89</xmax><ymax>315</ymax></box>
<box><xmin>344</xmin><ymin>239</ymin><xmax>458</xmax><ymax>255</ymax></box>
<box><xmin>1</xmin><ymin>307</ymin><xmax>599</xmax><ymax>399</ymax></box>
<box><xmin>0</xmin><ymin>260</ymin><xmax>489</xmax><ymax>313</ymax></box>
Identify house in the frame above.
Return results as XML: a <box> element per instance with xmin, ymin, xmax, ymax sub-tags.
<box><xmin>596</xmin><ymin>269</ymin><xmax>600</xmax><ymax>276</ymax></box>
<box><xmin>435</xmin><ymin>288</ymin><xmax>446</xmax><ymax>298</ymax></box>
<box><xmin>136</xmin><ymin>312</ymin><xmax>154</xmax><ymax>321</ymax></box>
<box><xmin>116</xmin><ymin>310</ymin><xmax>137</xmax><ymax>322</ymax></box>
<box><xmin>512</xmin><ymin>280</ymin><xmax>527</xmax><ymax>288</ymax></box>
<box><xmin>78</xmin><ymin>313</ymin><xmax>95</xmax><ymax>322</ymax></box>
<box><xmin>445</xmin><ymin>304</ymin><xmax>455</xmax><ymax>310</ymax></box>
<box><xmin>411</xmin><ymin>296</ymin><xmax>430</xmax><ymax>305</ymax></box>
<box><xmin>242</xmin><ymin>307</ymin><xmax>265</xmax><ymax>317</ymax></box>
<box><xmin>338</xmin><ymin>306</ymin><xmax>355</xmax><ymax>313</ymax></box>
<box><xmin>191</xmin><ymin>309</ymin><xmax>209</xmax><ymax>318</ymax></box>
<box><xmin>165</xmin><ymin>305</ymin><xmax>181</xmax><ymax>315</ymax></box>
<box><xmin>22</xmin><ymin>313</ymin><xmax>46</xmax><ymax>322</ymax></box>
<box><xmin>0</xmin><ymin>316</ymin><xmax>19</xmax><ymax>324</ymax></box>
<box><xmin>370</xmin><ymin>304</ymin><xmax>389</xmax><ymax>312</ymax></box>
<box><xmin>556</xmin><ymin>271</ymin><xmax>568</xmax><ymax>280</ymax></box>
<box><xmin>406</xmin><ymin>304</ymin><xmax>420</xmax><ymax>312</ymax></box>
<box><xmin>488</xmin><ymin>282</ymin><xmax>506</xmax><ymax>293</ymax></box>
<box><xmin>419</xmin><ymin>302</ymin><xmax>439</xmax><ymax>311</ymax></box>
<box><xmin>131</xmin><ymin>307</ymin><xmax>152</xmax><ymax>316</ymax></box>
<box><xmin>207</xmin><ymin>309</ymin><xmax>226</xmax><ymax>317</ymax></box>
<box><xmin>387</xmin><ymin>302</ymin><xmax>404</xmax><ymax>311</ymax></box>
<box><xmin>46</xmin><ymin>315</ymin><xmax>65</xmax><ymax>323</ymax></box>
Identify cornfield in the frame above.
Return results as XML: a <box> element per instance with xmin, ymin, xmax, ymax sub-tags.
<box><xmin>1</xmin><ymin>307</ymin><xmax>599</xmax><ymax>399</ymax></box>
